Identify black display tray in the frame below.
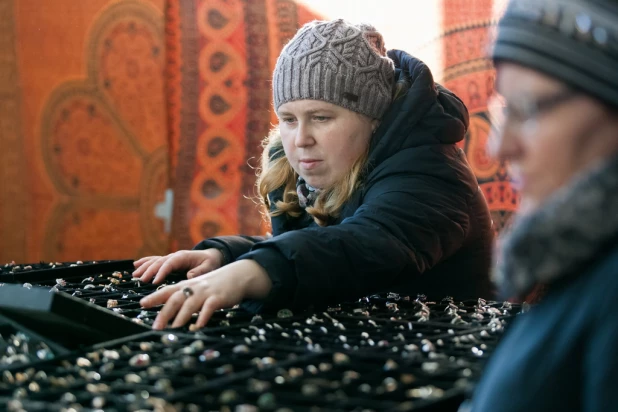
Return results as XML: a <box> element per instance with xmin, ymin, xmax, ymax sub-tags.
<box><xmin>0</xmin><ymin>285</ymin><xmax>149</xmax><ymax>350</ymax></box>
<box><xmin>0</xmin><ymin>260</ymin><xmax>135</xmax><ymax>283</ymax></box>
<box><xmin>0</xmin><ymin>314</ymin><xmax>70</xmax><ymax>371</ymax></box>
<box><xmin>0</xmin><ymin>260</ymin><xmax>522</xmax><ymax>411</ymax></box>
<box><xmin>0</xmin><ymin>330</ymin><xmax>484</xmax><ymax>411</ymax></box>
<box><xmin>2</xmin><ymin>267</ymin><xmax>257</xmax><ymax>329</ymax></box>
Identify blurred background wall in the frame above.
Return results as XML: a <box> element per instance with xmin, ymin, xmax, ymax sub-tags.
<box><xmin>0</xmin><ymin>0</ymin><xmax>515</xmax><ymax>263</ymax></box>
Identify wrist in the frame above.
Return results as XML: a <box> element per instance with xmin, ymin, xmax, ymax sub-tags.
<box><xmin>234</xmin><ymin>260</ymin><xmax>272</xmax><ymax>300</ymax></box>
<box><xmin>209</xmin><ymin>245</ymin><xmax>230</xmax><ymax>267</ymax></box>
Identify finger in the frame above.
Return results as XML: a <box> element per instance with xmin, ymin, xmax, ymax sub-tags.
<box><xmin>140</xmin><ymin>284</ymin><xmax>179</xmax><ymax>308</ymax></box>
<box><xmin>152</xmin><ymin>255</ymin><xmax>187</xmax><ymax>285</ymax></box>
<box><xmin>134</xmin><ymin>256</ymin><xmax>157</xmax><ymax>268</ymax></box>
<box><xmin>132</xmin><ymin>257</ymin><xmax>159</xmax><ymax>277</ymax></box>
<box><xmin>171</xmin><ymin>288</ymin><xmax>205</xmax><ymax>328</ymax></box>
<box><xmin>195</xmin><ymin>296</ymin><xmax>223</xmax><ymax>328</ymax></box>
<box><xmin>134</xmin><ymin>256</ymin><xmax>162</xmax><ymax>278</ymax></box>
<box><xmin>140</xmin><ymin>256</ymin><xmax>173</xmax><ymax>283</ymax></box>
<box><xmin>151</xmin><ymin>289</ymin><xmax>185</xmax><ymax>330</ymax></box>
<box><xmin>187</xmin><ymin>262</ymin><xmax>217</xmax><ymax>279</ymax></box>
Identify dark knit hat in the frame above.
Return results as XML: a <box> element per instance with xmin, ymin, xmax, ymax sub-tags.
<box><xmin>273</xmin><ymin>19</ymin><xmax>395</xmax><ymax>119</ymax></box>
<box><xmin>492</xmin><ymin>0</ymin><xmax>618</xmax><ymax>108</ymax></box>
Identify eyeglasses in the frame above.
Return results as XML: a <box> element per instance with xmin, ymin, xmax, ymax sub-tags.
<box><xmin>488</xmin><ymin>88</ymin><xmax>579</xmax><ymax>140</ymax></box>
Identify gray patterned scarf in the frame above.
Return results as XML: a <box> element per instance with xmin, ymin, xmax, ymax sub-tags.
<box><xmin>296</xmin><ymin>176</ymin><xmax>321</xmax><ymax>209</ymax></box>
<box><xmin>495</xmin><ymin>154</ymin><xmax>618</xmax><ymax>299</ymax></box>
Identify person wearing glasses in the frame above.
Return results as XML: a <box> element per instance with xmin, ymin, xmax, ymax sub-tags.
<box><xmin>467</xmin><ymin>0</ymin><xmax>618</xmax><ymax>411</ymax></box>
<box><xmin>132</xmin><ymin>19</ymin><xmax>495</xmax><ymax>329</ymax></box>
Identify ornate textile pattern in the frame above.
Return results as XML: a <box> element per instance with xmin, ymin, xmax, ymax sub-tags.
<box><xmin>441</xmin><ymin>0</ymin><xmax>517</xmax><ymax>233</ymax></box>
<box><xmin>0</xmin><ymin>0</ymin><xmax>28</xmax><ymax>263</ymax></box>
<box><xmin>167</xmin><ymin>0</ymin><xmax>322</xmax><ymax>249</ymax></box>
<box><xmin>3</xmin><ymin>0</ymin><xmax>169</xmax><ymax>261</ymax></box>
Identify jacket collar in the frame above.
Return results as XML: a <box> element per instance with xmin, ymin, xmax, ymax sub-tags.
<box><xmin>495</xmin><ymin>154</ymin><xmax>618</xmax><ymax>299</ymax></box>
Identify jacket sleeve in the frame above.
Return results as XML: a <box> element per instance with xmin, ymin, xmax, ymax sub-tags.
<box><xmin>238</xmin><ymin>166</ymin><xmax>471</xmax><ymax>311</ymax></box>
<box><xmin>193</xmin><ymin>236</ymin><xmax>268</xmax><ymax>266</ymax></box>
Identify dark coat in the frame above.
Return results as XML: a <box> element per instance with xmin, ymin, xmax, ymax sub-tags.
<box><xmin>468</xmin><ymin>247</ymin><xmax>618</xmax><ymax>412</ymax></box>
<box><xmin>195</xmin><ymin>50</ymin><xmax>494</xmax><ymax>311</ymax></box>
<box><xmin>467</xmin><ymin>154</ymin><xmax>618</xmax><ymax>412</ymax></box>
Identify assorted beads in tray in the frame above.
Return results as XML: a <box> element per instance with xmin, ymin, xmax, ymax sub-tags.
<box><xmin>0</xmin><ymin>260</ymin><xmax>521</xmax><ymax>411</ymax></box>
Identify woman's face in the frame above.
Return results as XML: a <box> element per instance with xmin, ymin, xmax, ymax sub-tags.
<box><xmin>490</xmin><ymin>63</ymin><xmax>618</xmax><ymax>213</ymax></box>
<box><xmin>277</xmin><ymin>100</ymin><xmax>378</xmax><ymax>189</ymax></box>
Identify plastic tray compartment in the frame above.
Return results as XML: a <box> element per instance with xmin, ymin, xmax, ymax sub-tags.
<box><xmin>0</xmin><ymin>331</ymin><xmax>310</xmax><ymax>411</ymax></box>
<box><xmin>169</xmin><ymin>350</ymin><xmax>471</xmax><ymax>411</ymax></box>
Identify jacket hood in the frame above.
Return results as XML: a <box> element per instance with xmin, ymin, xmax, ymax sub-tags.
<box><xmin>367</xmin><ymin>50</ymin><xmax>470</xmax><ymax>169</ymax></box>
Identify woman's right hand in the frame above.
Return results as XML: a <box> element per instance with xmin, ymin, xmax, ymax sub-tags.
<box><xmin>132</xmin><ymin>249</ymin><xmax>225</xmax><ymax>284</ymax></box>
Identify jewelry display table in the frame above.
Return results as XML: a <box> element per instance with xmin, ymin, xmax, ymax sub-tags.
<box><xmin>0</xmin><ymin>260</ymin><xmax>519</xmax><ymax>411</ymax></box>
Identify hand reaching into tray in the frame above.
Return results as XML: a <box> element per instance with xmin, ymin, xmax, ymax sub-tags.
<box><xmin>132</xmin><ymin>249</ymin><xmax>225</xmax><ymax>284</ymax></box>
<box><xmin>139</xmin><ymin>260</ymin><xmax>272</xmax><ymax>329</ymax></box>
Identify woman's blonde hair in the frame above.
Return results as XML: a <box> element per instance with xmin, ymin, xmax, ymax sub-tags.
<box><xmin>256</xmin><ymin>126</ymin><xmax>370</xmax><ymax>227</ymax></box>
<box><xmin>257</xmin><ymin>81</ymin><xmax>409</xmax><ymax>227</ymax></box>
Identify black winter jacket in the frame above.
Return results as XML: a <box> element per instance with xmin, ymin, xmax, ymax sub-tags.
<box><xmin>194</xmin><ymin>50</ymin><xmax>494</xmax><ymax>311</ymax></box>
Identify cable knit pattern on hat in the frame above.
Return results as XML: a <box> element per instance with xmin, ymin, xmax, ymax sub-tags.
<box><xmin>273</xmin><ymin>19</ymin><xmax>395</xmax><ymax>119</ymax></box>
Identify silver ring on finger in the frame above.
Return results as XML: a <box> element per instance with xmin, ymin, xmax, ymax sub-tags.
<box><xmin>182</xmin><ymin>287</ymin><xmax>194</xmax><ymax>299</ymax></box>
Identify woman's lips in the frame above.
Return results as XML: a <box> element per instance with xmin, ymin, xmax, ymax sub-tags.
<box><xmin>299</xmin><ymin>159</ymin><xmax>322</xmax><ymax>170</ymax></box>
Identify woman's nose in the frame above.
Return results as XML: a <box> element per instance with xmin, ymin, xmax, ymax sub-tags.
<box><xmin>487</xmin><ymin>128</ymin><xmax>523</xmax><ymax>163</ymax></box>
<box><xmin>294</xmin><ymin>122</ymin><xmax>315</xmax><ymax>147</ymax></box>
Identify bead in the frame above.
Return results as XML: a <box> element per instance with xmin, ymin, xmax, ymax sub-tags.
<box><xmin>421</xmin><ymin>362</ymin><xmax>440</xmax><ymax>374</ymax></box>
<box><xmin>301</xmin><ymin>383</ymin><xmax>320</xmax><ymax>396</ymax></box>
<box><xmin>129</xmin><ymin>353</ymin><xmax>151</xmax><ymax>367</ymax></box>
<box><xmin>257</xmin><ymin>393</ymin><xmax>277</xmax><ymax>409</ymax></box>
<box><xmin>61</xmin><ymin>392</ymin><xmax>77</xmax><ymax>403</ymax></box>
<box><xmin>199</xmin><ymin>350</ymin><xmax>220</xmax><ymax>361</ymax></box>
<box><xmin>92</xmin><ymin>396</ymin><xmax>106</xmax><ymax>408</ymax></box>
<box><xmin>575</xmin><ymin>13</ymin><xmax>592</xmax><ymax>34</ymax></box>
<box><xmin>400</xmin><ymin>374</ymin><xmax>416</xmax><ymax>384</ymax></box>
<box><xmin>277</xmin><ymin>309</ymin><xmax>293</xmax><ymax>318</ymax></box>
<box><xmin>333</xmin><ymin>353</ymin><xmax>349</xmax><ymax>364</ymax></box>
<box><xmin>318</xmin><ymin>363</ymin><xmax>332</xmax><ymax>372</ymax></box>
<box><xmin>383</xmin><ymin>377</ymin><xmax>398</xmax><ymax>392</ymax></box>
<box><xmin>101</xmin><ymin>349</ymin><xmax>119</xmax><ymax>360</ymax></box>
<box><xmin>161</xmin><ymin>334</ymin><xmax>178</xmax><ymax>345</ymax></box>
<box><xmin>232</xmin><ymin>344</ymin><xmax>249</xmax><ymax>354</ymax></box>
<box><xmin>124</xmin><ymin>373</ymin><xmax>142</xmax><ymax>384</ymax></box>
<box><xmin>248</xmin><ymin>378</ymin><xmax>271</xmax><ymax>393</ymax></box>
<box><xmin>406</xmin><ymin>385</ymin><xmax>444</xmax><ymax>399</ymax></box>
<box><xmin>155</xmin><ymin>378</ymin><xmax>173</xmax><ymax>393</ymax></box>
<box><xmin>219</xmin><ymin>389</ymin><xmax>239</xmax><ymax>404</ymax></box>
<box><xmin>86</xmin><ymin>371</ymin><xmax>101</xmax><ymax>381</ymax></box>
<box><xmin>384</xmin><ymin>359</ymin><xmax>398</xmax><ymax>371</ymax></box>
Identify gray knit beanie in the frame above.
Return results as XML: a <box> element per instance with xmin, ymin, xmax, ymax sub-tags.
<box><xmin>273</xmin><ymin>19</ymin><xmax>395</xmax><ymax>119</ymax></box>
<box><xmin>492</xmin><ymin>0</ymin><xmax>618</xmax><ymax>108</ymax></box>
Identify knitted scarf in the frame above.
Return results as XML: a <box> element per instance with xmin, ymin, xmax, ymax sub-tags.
<box><xmin>495</xmin><ymin>154</ymin><xmax>618</xmax><ymax>299</ymax></box>
<box><xmin>296</xmin><ymin>176</ymin><xmax>321</xmax><ymax>208</ymax></box>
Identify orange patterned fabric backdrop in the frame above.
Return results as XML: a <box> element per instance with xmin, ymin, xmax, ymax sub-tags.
<box><xmin>0</xmin><ymin>0</ymin><xmax>170</xmax><ymax>263</ymax></box>
<box><xmin>440</xmin><ymin>0</ymin><xmax>518</xmax><ymax>233</ymax></box>
<box><xmin>0</xmin><ymin>0</ymin><xmax>514</xmax><ymax>263</ymax></box>
<box><xmin>166</xmin><ymin>0</ymin><xmax>324</xmax><ymax>249</ymax></box>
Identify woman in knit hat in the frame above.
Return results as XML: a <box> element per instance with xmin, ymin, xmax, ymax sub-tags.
<box><xmin>466</xmin><ymin>0</ymin><xmax>618</xmax><ymax>411</ymax></box>
<box><xmin>133</xmin><ymin>19</ymin><xmax>494</xmax><ymax>329</ymax></box>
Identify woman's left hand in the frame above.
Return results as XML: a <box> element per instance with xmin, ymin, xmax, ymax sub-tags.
<box><xmin>140</xmin><ymin>260</ymin><xmax>272</xmax><ymax>330</ymax></box>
